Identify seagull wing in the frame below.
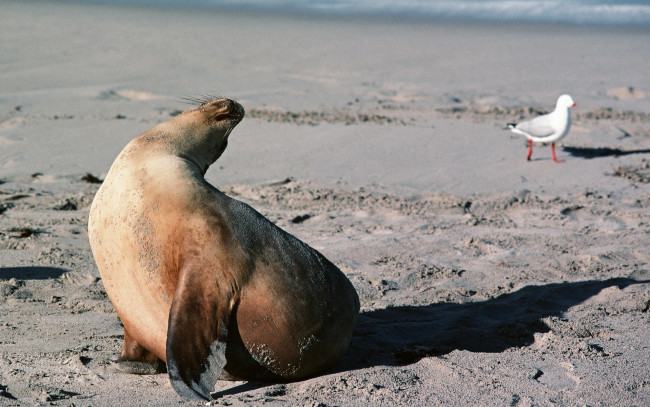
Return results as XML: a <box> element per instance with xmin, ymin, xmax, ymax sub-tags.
<box><xmin>515</xmin><ymin>115</ymin><xmax>556</xmax><ymax>139</ymax></box>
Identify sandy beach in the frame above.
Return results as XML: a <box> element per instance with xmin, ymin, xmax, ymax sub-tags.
<box><xmin>1</xmin><ymin>1</ymin><xmax>650</xmax><ymax>406</ymax></box>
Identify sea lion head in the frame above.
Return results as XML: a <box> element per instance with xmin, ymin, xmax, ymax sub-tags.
<box><xmin>154</xmin><ymin>97</ymin><xmax>245</xmax><ymax>174</ymax></box>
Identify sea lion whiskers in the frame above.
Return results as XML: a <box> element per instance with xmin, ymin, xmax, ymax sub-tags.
<box><xmin>180</xmin><ymin>94</ymin><xmax>229</xmax><ymax>108</ymax></box>
<box><xmin>180</xmin><ymin>94</ymin><xmax>221</xmax><ymax>106</ymax></box>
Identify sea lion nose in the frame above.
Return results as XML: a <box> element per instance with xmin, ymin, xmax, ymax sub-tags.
<box><xmin>224</xmin><ymin>99</ymin><xmax>245</xmax><ymax>119</ymax></box>
<box><xmin>216</xmin><ymin>98</ymin><xmax>244</xmax><ymax>118</ymax></box>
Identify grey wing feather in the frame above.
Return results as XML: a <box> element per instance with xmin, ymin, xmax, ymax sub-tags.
<box><xmin>516</xmin><ymin>116</ymin><xmax>555</xmax><ymax>138</ymax></box>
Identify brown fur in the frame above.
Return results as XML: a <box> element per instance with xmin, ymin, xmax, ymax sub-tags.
<box><xmin>88</xmin><ymin>98</ymin><xmax>359</xmax><ymax>400</ymax></box>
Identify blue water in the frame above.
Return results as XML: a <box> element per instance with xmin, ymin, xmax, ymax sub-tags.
<box><xmin>79</xmin><ymin>0</ymin><xmax>650</xmax><ymax>26</ymax></box>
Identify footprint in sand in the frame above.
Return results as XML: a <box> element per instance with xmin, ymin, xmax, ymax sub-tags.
<box><xmin>532</xmin><ymin>362</ymin><xmax>580</xmax><ymax>390</ymax></box>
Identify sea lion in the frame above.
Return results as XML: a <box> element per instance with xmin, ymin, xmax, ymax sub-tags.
<box><xmin>88</xmin><ymin>97</ymin><xmax>360</xmax><ymax>400</ymax></box>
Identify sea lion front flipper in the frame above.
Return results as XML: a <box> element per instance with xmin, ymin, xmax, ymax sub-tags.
<box><xmin>116</xmin><ymin>329</ymin><xmax>166</xmax><ymax>374</ymax></box>
<box><xmin>166</xmin><ymin>270</ymin><xmax>235</xmax><ymax>401</ymax></box>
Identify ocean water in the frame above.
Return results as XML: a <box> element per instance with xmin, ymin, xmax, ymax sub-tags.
<box><xmin>78</xmin><ymin>0</ymin><xmax>650</xmax><ymax>26</ymax></box>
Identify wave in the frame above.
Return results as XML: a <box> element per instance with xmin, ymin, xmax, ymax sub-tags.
<box><xmin>78</xmin><ymin>0</ymin><xmax>650</xmax><ymax>26</ymax></box>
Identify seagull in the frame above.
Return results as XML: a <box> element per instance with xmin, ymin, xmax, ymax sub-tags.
<box><xmin>507</xmin><ymin>94</ymin><xmax>576</xmax><ymax>162</ymax></box>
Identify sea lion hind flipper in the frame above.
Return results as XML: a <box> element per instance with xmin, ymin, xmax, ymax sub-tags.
<box><xmin>166</xmin><ymin>273</ymin><xmax>234</xmax><ymax>401</ymax></box>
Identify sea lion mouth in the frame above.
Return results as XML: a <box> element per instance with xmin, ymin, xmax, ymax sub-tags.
<box><xmin>229</xmin><ymin>100</ymin><xmax>245</xmax><ymax>123</ymax></box>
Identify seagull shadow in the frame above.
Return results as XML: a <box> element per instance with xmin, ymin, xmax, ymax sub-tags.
<box><xmin>338</xmin><ymin>277</ymin><xmax>647</xmax><ymax>369</ymax></box>
<box><xmin>562</xmin><ymin>145</ymin><xmax>650</xmax><ymax>159</ymax></box>
<box><xmin>0</xmin><ymin>266</ymin><xmax>68</xmax><ymax>280</ymax></box>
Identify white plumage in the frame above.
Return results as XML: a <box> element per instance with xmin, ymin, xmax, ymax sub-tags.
<box><xmin>508</xmin><ymin>94</ymin><xmax>576</xmax><ymax>162</ymax></box>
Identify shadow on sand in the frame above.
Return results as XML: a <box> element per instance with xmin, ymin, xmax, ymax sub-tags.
<box><xmin>0</xmin><ymin>266</ymin><xmax>68</xmax><ymax>280</ymax></box>
<box><xmin>213</xmin><ymin>278</ymin><xmax>648</xmax><ymax>398</ymax></box>
<box><xmin>340</xmin><ymin>277</ymin><xmax>647</xmax><ymax>369</ymax></box>
<box><xmin>562</xmin><ymin>145</ymin><xmax>650</xmax><ymax>159</ymax></box>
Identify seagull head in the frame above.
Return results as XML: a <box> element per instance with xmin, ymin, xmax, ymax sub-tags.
<box><xmin>557</xmin><ymin>94</ymin><xmax>576</xmax><ymax>109</ymax></box>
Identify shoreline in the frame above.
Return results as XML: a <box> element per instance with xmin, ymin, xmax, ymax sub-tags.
<box><xmin>45</xmin><ymin>0</ymin><xmax>650</xmax><ymax>28</ymax></box>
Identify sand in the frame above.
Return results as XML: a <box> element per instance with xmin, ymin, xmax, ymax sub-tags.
<box><xmin>1</xmin><ymin>1</ymin><xmax>649</xmax><ymax>406</ymax></box>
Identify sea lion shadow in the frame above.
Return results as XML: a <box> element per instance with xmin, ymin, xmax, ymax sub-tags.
<box><xmin>0</xmin><ymin>266</ymin><xmax>68</xmax><ymax>280</ymax></box>
<box><xmin>212</xmin><ymin>381</ymin><xmax>271</xmax><ymax>399</ymax></box>
<box><xmin>340</xmin><ymin>277</ymin><xmax>648</xmax><ymax>370</ymax></box>
<box><xmin>562</xmin><ymin>145</ymin><xmax>650</xmax><ymax>159</ymax></box>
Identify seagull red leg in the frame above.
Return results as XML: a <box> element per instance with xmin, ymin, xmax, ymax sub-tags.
<box><xmin>526</xmin><ymin>139</ymin><xmax>533</xmax><ymax>161</ymax></box>
<box><xmin>551</xmin><ymin>143</ymin><xmax>564</xmax><ymax>163</ymax></box>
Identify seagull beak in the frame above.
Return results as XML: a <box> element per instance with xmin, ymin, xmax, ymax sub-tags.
<box><xmin>571</xmin><ymin>103</ymin><xmax>577</xmax><ymax>107</ymax></box>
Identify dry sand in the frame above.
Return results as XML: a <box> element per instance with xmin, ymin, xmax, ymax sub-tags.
<box><xmin>1</xmin><ymin>1</ymin><xmax>650</xmax><ymax>406</ymax></box>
